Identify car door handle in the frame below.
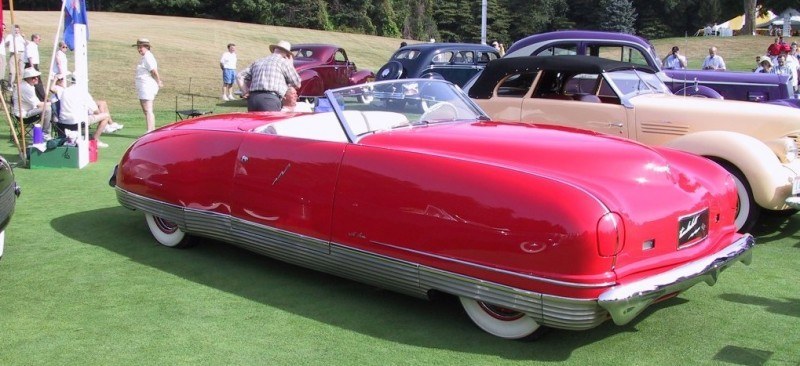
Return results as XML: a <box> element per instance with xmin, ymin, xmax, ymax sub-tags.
<box><xmin>241</xmin><ymin>155</ymin><xmax>249</xmax><ymax>163</ymax></box>
<box><xmin>609</xmin><ymin>122</ymin><xmax>624</xmax><ymax>128</ymax></box>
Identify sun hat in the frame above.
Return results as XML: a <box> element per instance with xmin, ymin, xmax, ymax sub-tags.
<box><xmin>269</xmin><ymin>40</ymin><xmax>292</xmax><ymax>55</ymax></box>
<box><xmin>760</xmin><ymin>57</ymin><xmax>773</xmax><ymax>67</ymax></box>
<box><xmin>132</xmin><ymin>38</ymin><xmax>151</xmax><ymax>47</ymax></box>
<box><xmin>22</xmin><ymin>68</ymin><xmax>41</xmax><ymax>79</ymax></box>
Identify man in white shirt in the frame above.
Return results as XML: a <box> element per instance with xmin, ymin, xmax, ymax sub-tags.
<box><xmin>662</xmin><ymin>46</ymin><xmax>687</xmax><ymax>69</ymax></box>
<box><xmin>5</xmin><ymin>25</ymin><xmax>26</xmax><ymax>82</ymax></box>
<box><xmin>24</xmin><ymin>34</ymin><xmax>41</xmax><ymax>70</ymax></box>
<box><xmin>55</xmin><ymin>76</ymin><xmax>113</xmax><ymax>148</ymax></box>
<box><xmin>11</xmin><ymin>68</ymin><xmax>51</xmax><ymax>137</ymax></box>
<box><xmin>701</xmin><ymin>46</ymin><xmax>726</xmax><ymax>71</ymax></box>
<box><xmin>220</xmin><ymin>43</ymin><xmax>237</xmax><ymax>101</ymax></box>
<box><xmin>280</xmin><ymin>87</ymin><xmax>312</xmax><ymax>112</ymax></box>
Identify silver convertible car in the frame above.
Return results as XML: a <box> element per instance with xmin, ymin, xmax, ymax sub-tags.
<box><xmin>468</xmin><ymin>56</ymin><xmax>800</xmax><ymax>232</ymax></box>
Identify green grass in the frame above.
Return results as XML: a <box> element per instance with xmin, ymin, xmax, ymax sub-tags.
<box><xmin>1</xmin><ymin>11</ymin><xmax>799</xmax><ymax>365</ymax></box>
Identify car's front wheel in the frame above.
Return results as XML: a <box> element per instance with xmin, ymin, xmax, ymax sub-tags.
<box><xmin>145</xmin><ymin>213</ymin><xmax>194</xmax><ymax>248</ymax></box>
<box><xmin>459</xmin><ymin>297</ymin><xmax>548</xmax><ymax>340</ymax></box>
<box><xmin>718</xmin><ymin>162</ymin><xmax>760</xmax><ymax>233</ymax></box>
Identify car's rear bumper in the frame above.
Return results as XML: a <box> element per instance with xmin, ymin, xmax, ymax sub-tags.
<box><xmin>597</xmin><ymin>234</ymin><xmax>755</xmax><ymax>325</ymax></box>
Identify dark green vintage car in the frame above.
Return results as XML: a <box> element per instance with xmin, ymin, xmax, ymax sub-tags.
<box><xmin>0</xmin><ymin>156</ymin><xmax>20</xmax><ymax>260</ymax></box>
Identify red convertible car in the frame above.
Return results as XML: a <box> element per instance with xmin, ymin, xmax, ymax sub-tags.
<box><xmin>291</xmin><ymin>44</ymin><xmax>374</xmax><ymax>98</ymax></box>
<box><xmin>111</xmin><ymin>79</ymin><xmax>754</xmax><ymax>339</ymax></box>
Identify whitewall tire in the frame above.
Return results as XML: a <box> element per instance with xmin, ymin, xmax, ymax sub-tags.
<box><xmin>459</xmin><ymin>297</ymin><xmax>545</xmax><ymax>340</ymax></box>
<box><xmin>145</xmin><ymin>213</ymin><xmax>193</xmax><ymax>248</ymax></box>
<box><xmin>0</xmin><ymin>230</ymin><xmax>5</xmax><ymax>259</ymax></box>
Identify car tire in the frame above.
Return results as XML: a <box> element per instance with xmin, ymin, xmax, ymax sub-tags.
<box><xmin>145</xmin><ymin>213</ymin><xmax>195</xmax><ymax>248</ymax></box>
<box><xmin>459</xmin><ymin>297</ymin><xmax>548</xmax><ymax>340</ymax></box>
<box><xmin>717</xmin><ymin>161</ymin><xmax>760</xmax><ymax>233</ymax></box>
<box><xmin>376</xmin><ymin>61</ymin><xmax>403</xmax><ymax>81</ymax></box>
<box><xmin>0</xmin><ymin>230</ymin><xmax>5</xmax><ymax>259</ymax></box>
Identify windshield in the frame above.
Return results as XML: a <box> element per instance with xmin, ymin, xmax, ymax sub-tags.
<box><xmin>324</xmin><ymin>79</ymin><xmax>487</xmax><ymax>141</ymax></box>
<box><xmin>604</xmin><ymin>69</ymin><xmax>670</xmax><ymax>97</ymax></box>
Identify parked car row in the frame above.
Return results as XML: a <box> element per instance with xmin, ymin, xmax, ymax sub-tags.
<box><xmin>112</xmin><ymin>31</ymin><xmax>800</xmax><ymax>340</ymax></box>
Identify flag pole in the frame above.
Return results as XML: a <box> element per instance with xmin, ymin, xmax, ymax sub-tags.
<box><xmin>7</xmin><ymin>0</ymin><xmax>27</xmax><ymax>162</ymax></box>
<box><xmin>39</xmin><ymin>0</ymin><xmax>68</xmax><ymax>131</ymax></box>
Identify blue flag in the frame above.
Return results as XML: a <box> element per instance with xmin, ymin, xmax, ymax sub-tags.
<box><xmin>64</xmin><ymin>0</ymin><xmax>88</xmax><ymax>51</ymax></box>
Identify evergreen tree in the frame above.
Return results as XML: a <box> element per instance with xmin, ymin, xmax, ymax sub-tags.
<box><xmin>372</xmin><ymin>0</ymin><xmax>401</xmax><ymax>37</ymax></box>
<box><xmin>433</xmin><ymin>1</ymin><xmax>461</xmax><ymax>42</ymax></box>
<box><xmin>597</xmin><ymin>0</ymin><xmax>637</xmax><ymax>34</ymax></box>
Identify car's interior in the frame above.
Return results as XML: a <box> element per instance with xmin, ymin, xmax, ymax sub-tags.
<box><xmin>257</xmin><ymin>111</ymin><xmax>409</xmax><ymax>143</ymax></box>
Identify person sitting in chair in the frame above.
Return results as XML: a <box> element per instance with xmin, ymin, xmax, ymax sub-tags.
<box><xmin>11</xmin><ymin>67</ymin><xmax>51</xmax><ymax>139</ymax></box>
<box><xmin>53</xmin><ymin>75</ymin><xmax>114</xmax><ymax>148</ymax></box>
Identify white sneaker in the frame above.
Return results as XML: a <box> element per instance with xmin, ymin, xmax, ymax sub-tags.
<box><xmin>106</xmin><ymin>122</ymin><xmax>124</xmax><ymax>133</ymax></box>
<box><xmin>96</xmin><ymin>140</ymin><xmax>109</xmax><ymax>148</ymax></box>
<box><xmin>43</xmin><ymin>133</ymin><xmax>53</xmax><ymax>141</ymax></box>
<box><xmin>222</xmin><ymin>94</ymin><xmax>230</xmax><ymax>101</ymax></box>
<box><xmin>228</xmin><ymin>94</ymin><xmax>236</xmax><ymax>100</ymax></box>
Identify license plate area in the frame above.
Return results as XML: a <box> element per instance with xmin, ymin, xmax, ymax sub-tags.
<box><xmin>678</xmin><ymin>208</ymin><xmax>709</xmax><ymax>248</ymax></box>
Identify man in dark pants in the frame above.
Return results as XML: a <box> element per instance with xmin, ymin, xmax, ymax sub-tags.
<box><xmin>237</xmin><ymin>40</ymin><xmax>301</xmax><ymax>112</ymax></box>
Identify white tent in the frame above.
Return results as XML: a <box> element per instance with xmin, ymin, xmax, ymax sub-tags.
<box><xmin>757</xmin><ymin>8</ymin><xmax>800</xmax><ymax>28</ymax></box>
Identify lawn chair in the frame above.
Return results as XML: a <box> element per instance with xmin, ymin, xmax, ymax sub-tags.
<box><xmin>175</xmin><ymin>78</ymin><xmax>214</xmax><ymax>121</ymax></box>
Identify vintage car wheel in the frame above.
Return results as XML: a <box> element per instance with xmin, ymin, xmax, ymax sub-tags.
<box><xmin>145</xmin><ymin>213</ymin><xmax>194</xmax><ymax>248</ymax></box>
<box><xmin>376</xmin><ymin>61</ymin><xmax>403</xmax><ymax>81</ymax></box>
<box><xmin>459</xmin><ymin>297</ymin><xmax>546</xmax><ymax>339</ymax></box>
<box><xmin>717</xmin><ymin>162</ymin><xmax>760</xmax><ymax>232</ymax></box>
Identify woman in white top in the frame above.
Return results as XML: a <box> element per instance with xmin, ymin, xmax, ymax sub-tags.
<box><xmin>134</xmin><ymin>38</ymin><xmax>163</xmax><ymax>132</ymax></box>
<box><xmin>54</xmin><ymin>41</ymin><xmax>69</xmax><ymax>76</ymax></box>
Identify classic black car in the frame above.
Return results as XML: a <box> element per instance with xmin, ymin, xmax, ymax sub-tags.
<box><xmin>376</xmin><ymin>43</ymin><xmax>500</xmax><ymax>87</ymax></box>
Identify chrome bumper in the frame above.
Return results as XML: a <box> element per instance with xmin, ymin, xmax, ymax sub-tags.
<box><xmin>598</xmin><ymin>234</ymin><xmax>755</xmax><ymax>326</ymax></box>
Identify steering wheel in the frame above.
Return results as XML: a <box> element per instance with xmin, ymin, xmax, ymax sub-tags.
<box><xmin>419</xmin><ymin>101</ymin><xmax>459</xmax><ymax>122</ymax></box>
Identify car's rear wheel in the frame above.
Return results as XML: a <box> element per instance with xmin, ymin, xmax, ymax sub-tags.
<box><xmin>145</xmin><ymin>213</ymin><xmax>194</xmax><ymax>248</ymax></box>
<box><xmin>717</xmin><ymin>162</ymin><xmax>760</xmax><ymax>233</ymax></box>
<box><xmin>459</xmin><ymin>297</ymin><xmax>547</xmax><ymax>340</ymax></box>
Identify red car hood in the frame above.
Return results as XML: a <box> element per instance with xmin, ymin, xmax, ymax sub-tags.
<box><xmin>361</xmin><ymin>121</ymin><xmax>717</xmax><ymax>214</ymax></box>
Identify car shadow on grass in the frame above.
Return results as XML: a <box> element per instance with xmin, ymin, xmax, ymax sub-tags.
<box><xmin>718</xmin><ymin>294</ymin><xmax>800</xmax><ymax>318</ymax></box>
<box><xmin>751</xmin><ymin>212</ymin><xmax>800</xmax><ymax>242</ymax></box>
<box><xmin>51</xmin><ymin>206</ymin><xmax>699</xmax><ymax>360</ymax></box>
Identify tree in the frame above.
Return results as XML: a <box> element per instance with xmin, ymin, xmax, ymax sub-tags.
<box><xmin>597</xmin><ymin>0</ymin><xmax>637</xmax><ymax>34</ymax></box>
<box><xmin>504</xmin><ymin>0</ymin><xmax>570</xmax><ymax>42</ymax></box>
<box><xmin>372</xmin><ymin>0</ymin><xmax>401</xmax><ymax>37</ymax></box>
<box><xmin>742</xmin><ymin>0</ymin><xmax>757</xmax><ymax>35</ymax></box>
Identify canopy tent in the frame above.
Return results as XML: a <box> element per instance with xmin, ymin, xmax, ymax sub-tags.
<box><xmin>720</xmin><ymin>11</ymin><xmax>776</xmax><ymax>30</ymax></box>
<box><xmin>757</xmin><ymin>8</ymin><xmax>800</xmax><ymax>28</ymax></box>
<box><xmin>695</xmin><ymin>11</ymin><xmax>775</xmax><ymax>36</ymax></box>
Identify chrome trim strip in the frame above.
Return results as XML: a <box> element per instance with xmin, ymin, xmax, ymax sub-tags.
<box><xmin>115</xmin><ymin>187</ymin><xmax>751</xmax><ymax>331</ymax></box>
<box><xmin>370</xmin><ymin>239</ymin><xmax>617</xmax><ymax>289</ymax></box>
<box><xmin>598</xmin><ymin>234</ymin><xmax>755</xmax><ymax>325</ymax></box>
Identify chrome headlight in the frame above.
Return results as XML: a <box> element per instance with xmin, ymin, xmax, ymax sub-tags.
<box><xmin>767</xmin><ymin>137</ymin><xmax>798</xmax><ymax>163</ymax></box>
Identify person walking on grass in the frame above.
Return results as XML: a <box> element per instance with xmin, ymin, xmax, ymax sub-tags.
<box><xmin>133</xmin><ymin>38</ymin><xmax>163</xmax><ymax>132</ymax></box>
<box><xmin>220</xmin><ymin>43</ymin><xmax>237</xmax><ymax>101</ymax></box>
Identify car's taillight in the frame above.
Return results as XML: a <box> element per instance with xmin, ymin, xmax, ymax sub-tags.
<box><xmin>597</xmin><ymin>212</ymin><xmax>625</xmax><ymax>257</ymax></box>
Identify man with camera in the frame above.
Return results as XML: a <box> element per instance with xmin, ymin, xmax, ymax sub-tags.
<box><xmin>662</xmin><ymin>46</ymin><xmax>687</xmax><ymax>70</ymax></box>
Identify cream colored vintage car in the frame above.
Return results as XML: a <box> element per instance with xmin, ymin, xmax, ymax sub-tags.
<box><xmin>467</xmin><ymin>56</ymin><xmax>800</xmax><ymax>232</ymax></box>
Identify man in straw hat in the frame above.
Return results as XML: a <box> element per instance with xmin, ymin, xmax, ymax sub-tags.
<box><xmin>237</xmin><ymin>40</ymin><xmax>301</xmax><ymax>112</ymax></box>
<box><xmin>11</xmin><ymin>67</ymin><xmax>52</xmax><ymax>139</ymax></box>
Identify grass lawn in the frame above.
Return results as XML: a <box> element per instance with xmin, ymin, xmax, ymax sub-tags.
<box><xmin>0</xmin><ymin>11</ymin><xmax>799</xmax><ymax>365</ymax></box>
